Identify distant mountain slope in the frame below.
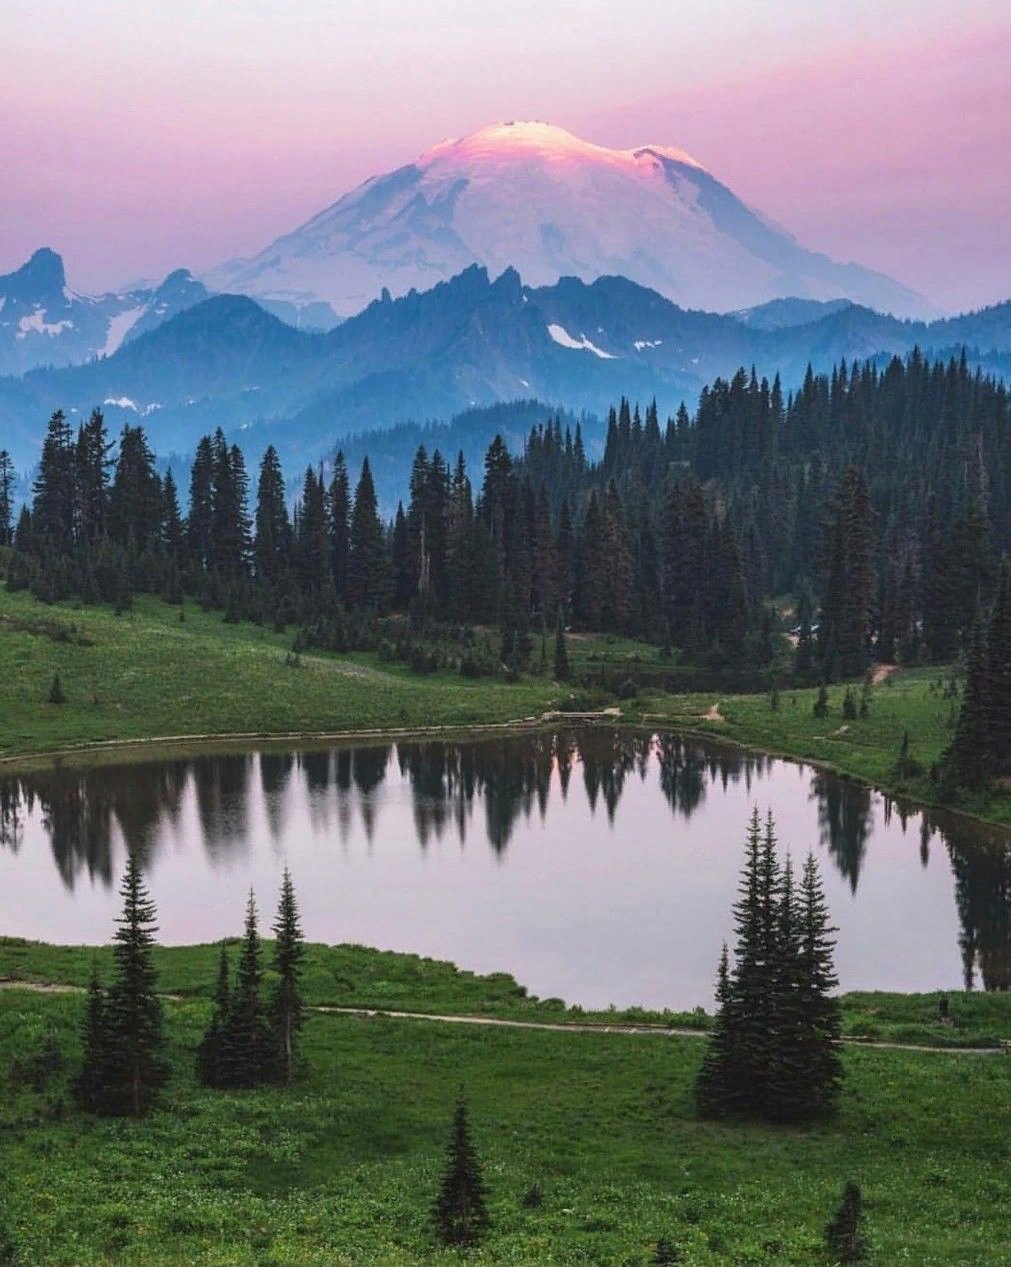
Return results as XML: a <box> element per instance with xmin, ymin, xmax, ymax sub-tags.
<box><xmin>0</xmin><ymin>249</ymin><xmax>210</xmax><ymax>375</ymax></box>
<box><xmin>206</xmin><ymin>121</ymin><xmax>931</xmax><ymax>320</ymax></box>
<box><xmin>4</xmin><ymin>264</ymin><xmax>1011</xmax><ymax>473</ymax></box>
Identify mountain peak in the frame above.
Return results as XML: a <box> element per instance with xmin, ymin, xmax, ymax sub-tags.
<box><xmin>2</xmin><ymin>247</ymin><xmax>67</xmax><ymax>297</ymax></box>
<box><xmin>419</xmin><ymin>120</ymin><xmax>706</xmax><ymax>174</ymax></box>
<box><xmin>206</xmin><ymin>123</ymin><xmax>931</xmax><ymax>321</ymax></box>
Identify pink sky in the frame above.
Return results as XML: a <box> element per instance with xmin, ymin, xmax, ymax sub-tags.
<box><xmin>2</xmin><ymin>0</ymin><xmax>1008</xmax><ymax>312</ymax></box>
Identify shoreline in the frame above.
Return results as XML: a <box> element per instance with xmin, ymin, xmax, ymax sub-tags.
<box><xmin>2</xmin><ymin>707</ymin><xmax>1009</xmax><ymax>840</ymax></box>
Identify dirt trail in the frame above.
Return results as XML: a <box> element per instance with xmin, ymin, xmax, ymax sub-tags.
<box><xmin>2</xmin><ymin>980</ymin><xmax>1003</xmax><ymax>1055</ymax></box>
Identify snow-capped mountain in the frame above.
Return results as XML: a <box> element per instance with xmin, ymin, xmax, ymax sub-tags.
<box><xmin>0</xmin><ymin>249</ymin><xmax>209</xmax><ymax>376</ymax></box>
<box><xmin>206</xmin><ymin>121</ymin><xmax>930</xmax><ymax>321</ymax></box>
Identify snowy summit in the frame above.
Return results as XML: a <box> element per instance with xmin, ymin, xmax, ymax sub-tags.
<box><xmin>206</xmin><ymin>121</ymin><xmax>928</xmax><ymax>321</ymax></box>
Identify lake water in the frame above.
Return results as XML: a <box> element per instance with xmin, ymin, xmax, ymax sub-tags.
<box><xmin>1</xmin><ymin>730</ymin><xmax>1007</xmax><ymax>1009</ymax></box>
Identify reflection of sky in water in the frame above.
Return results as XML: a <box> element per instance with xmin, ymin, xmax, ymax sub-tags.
<box><xmin>1</xmin><ymin>733</ymin><xmax>1007</xmax><ymax>1010</ymax></box>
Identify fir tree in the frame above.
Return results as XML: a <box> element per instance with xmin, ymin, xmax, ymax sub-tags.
<box><xmin>272</xmin><ymin>868</ymin><xmax>305</xmax><ymax>1083</ymax></box>
<box><xmin>72</xmin><ymin>962</ymin><xmax>109</xmax><ymax>1112</ymax></box>
<box><xmin>221</xmin><ymin>890</ymin><xmax>273</xmax><ymax>1087</ymax></box>
<box><xmin>432</xmin><ymin>1096</ymin><xmax>491</xmax><ymax>1247</ymax></box>
<box><xmin>694</xmin><ymin>942</ymin><xmax>736</xmax><ymax>1116</ymax></box>
<box><xmin>795</xmin><ymin>853</ymin><xmax>843</xmax><ymax>1117</ymax></box>
<box><xmin>196</xmin><ymin>943</ymin><xmax>231</xmax><ymax>1087</ymax></box>
<box><xmin>101</xmin><ymin>852</ymin><xmax>168</xmax><ymax>1116</ymax></box>
<box><xmin>942</xmin><ymin>615</ymin><xmax>991</xmax><ymax>789</ymax></box>
<box><xmin>825</xmin><ymin>1181</ymin><xmax>867</xmax><ymax>1262</ymax></box>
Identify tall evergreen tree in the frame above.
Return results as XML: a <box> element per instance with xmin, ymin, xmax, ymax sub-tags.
<box><xmin>431</xmin><ymin>1097</ymin><xmax>491</xmax><ymax>1247</ymax></box>
<box><xmin>196</xmin><ymin>943</ymin><xmax>231</xmax><ymax>1088</ymax></box>
<box><xmin>99</xmin><ymin>853</ymin><xmax>168</xmax><ymax>1116</ymax></box>
<box><xmin>221</xmin><ymin>890</ymin><xmax>273</xmax><ymax>1087</ymax></box>
<box><xmin>942</xmin><ymin>614</ymin><xmax>991</xmax><ymax>789</ymax></box>
<box><xmin>72</xmin><ymin>962</ymin><xmax>109</xmax><ymax>1112</ymax></box>
<box><xmin>272</xmin><ymin>868</ymin><xmax>305</xmax><ymax>1083</ymax></box>
<box><xmin>346</xmin><ymin>458</ymin><xmax>391</xmax><ymax>610</ymax></box>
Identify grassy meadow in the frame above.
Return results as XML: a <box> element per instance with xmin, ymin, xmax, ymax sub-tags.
<box><xmin>1</xmin><ymin>943</ymin><xmax>1010</xmax><ymax>1266</ymax></box>
<box><xmin>2</xmin><ymin>586</ymin><xmax>1010</xmax><ymax>830</ymax></box>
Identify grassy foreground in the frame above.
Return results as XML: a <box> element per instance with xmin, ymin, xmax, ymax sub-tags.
<box><xmin>1</xmin><ymin>944</ymin><xmax>1010</xmax><ymax>1266</ymax></box>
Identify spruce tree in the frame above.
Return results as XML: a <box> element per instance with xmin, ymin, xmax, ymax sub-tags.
<box><xmin>196</xmin><ymin>943</ymin><xmax>231</xmax><ymax>1087</ymax></box>
<box><xmin>72</xmin><ymin>962</ymin><xmax>109</xmax><ymax>1112</ymax></box>
<box><xmin>101</xmin><ymin>852</ymin><xmax>168</xmax><ymax>1116</ymax></box>
<box><xmin>432</xmin><ymin>1096</ymin><xmax>490</xmax><ymax>1247</ymax></box>
<box><xmin>942</xmin><ymin>614</ymin><xmax>991</xmax><ymax>789</ymax></box>
<box><xmin>795</xmin><ymin>853</ymin><xmax>843</xmax><ymax>1117</ymax></box>
<box><xmin>825</xmin><ymin>1181</ymin><xmax>867</xmax><ymax>1262</ymax></box>
<box><xmin>694</xmin><ymin>942</ymin><xmax>736</xmax><ymax>1116</ymax></box>
<box><xmin>272</xmin><ymin>868</ymin><xmax>305</xmax><ymax>1083</ymax></box>
<box><xmin>222</xmin><ymin>890</ymin><xmax>273</xmax><ymax>1087</ymax></box>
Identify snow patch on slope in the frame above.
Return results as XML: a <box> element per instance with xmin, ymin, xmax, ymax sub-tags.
<box><xmin>547</xmin><ymin>323</ymin><xmax>617</xmax><ymax>359</ymax></box>
<box><xmin>17</xmin><ymin>308</ymin><xmax>74</xmax><ymax>338</ymax></box>
<box><xmin>100</xmin><ymin>305</ymin><xmax>147</xmax><ymax>357</ymax></box>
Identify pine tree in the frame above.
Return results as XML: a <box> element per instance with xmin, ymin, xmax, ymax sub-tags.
<box><xmin>222</xmin><ymin>890</ymin><xmax>273</xmax><ymax>1087</ymax></box>
<box><xmin>432</xmin><ymin>1096</ymin><xmax>491</xmax><ymax>1247</ymax></box>
<box><xmin>72</xmin><ymin>962</ymin><xmax>109</xmax><ymax>1112</ymax></box>
<box><xmin>694</xmin><ymin>943</ymin><xmax>736</xmax><ymax>1116</ymax></box>
<box><xmin>196</xmin><ymin>943</ymin><xmax>231</xmax><ymax>1087</ymax></box>
<box><xmin>825</xmin><ymin>1181</ymin><xmax>867</xmax><ymax>1262</ymax></box>
<box><xmin>942</xmin><ymin>614</ymin><xmax>991</xmax><ymax>789</ymax></box>
<box><xmin>101</xmin><ymin>853</ymin><xmax>168</xmax><ymax>1116</ymax></box>
<box><xmin>795</xmin><ymin>853</ymin><xmax>843</xmax><ymax>1117</ymax></box>
<box><xmin>346</xmin><ymin>458</ymin><xmax>392</xmax><ymax>610</ymax></box>
<box><xmin>272</xmin><ymin>868</ymin><xmax>305</xmax><ymax>1083</ymax></box>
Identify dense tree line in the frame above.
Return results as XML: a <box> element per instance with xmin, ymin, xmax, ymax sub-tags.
<box><xmin>6</xmin><ymin>350</ymin><xmax>1008</xmax><ymax>693</ymax></box>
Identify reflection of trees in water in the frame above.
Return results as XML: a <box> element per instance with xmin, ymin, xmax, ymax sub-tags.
<box><xmin>927</xmin><ymin>814</ymin><xmax>1011</xmax><ymax>992</ymax></box>
<box><xmin>260</xmin><ymin>752</ymin><xmax>295</xmax><ymax>842</ymax></box>
<box><xmin>0</xmin><ymin>759</ymin><xmax>188</xmax><ymax>889</ymax></box>
<box><xmin>194</xmin><ymin>756</ymin><xmax>253</xmax><ymax>863</ymax></box>
<box><xmin>810</xmin><ymin>773</ymin><xmax>873</xmax><ymax>894</ymax></box>
<box><xmin>4</xmin><ymin>732</ymin><xmax>1007</xmax><ymax>994</ymax></box>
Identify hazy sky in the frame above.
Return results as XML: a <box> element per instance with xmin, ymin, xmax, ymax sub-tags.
<box><xmin>2</xmin><ymin>0</ymin><xmax>1008</xmax><ymax>311</ymax></box>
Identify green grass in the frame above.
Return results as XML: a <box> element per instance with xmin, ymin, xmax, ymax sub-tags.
<box><xmin>633</xmin><ymin>669</ymin><xmax>1011</xmax><ymax>826</ymax></box>
<box><xmin>3</xmin><ymin>588</ymin><xmax>1010</xmax><ymax>827</ymax></box>
<box><xmin>3</xmin><ymin>937</ymin><xmax>1009</xmax><ymax>1048</ymax></box>
<box><xmin>0</xmin><ymin>590</ymin><xmax>566</xmax><ymax>761</ymax></box>
<box><xmin>2</xmin><ymin>981</ymin><xmax>1009</xmax><ymax>1265</ymax></box>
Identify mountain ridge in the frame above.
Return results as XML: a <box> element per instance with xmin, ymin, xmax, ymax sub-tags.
<box><xmin>4</xmin><ymin>263</ymin><xmax>1011</xmax><ymax>474</ymax></box>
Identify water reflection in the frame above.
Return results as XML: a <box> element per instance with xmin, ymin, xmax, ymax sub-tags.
<box><xmin>1</xmin><ymin>730</ymin><xmax>1008</xmax><ymax>1000</ymax></box>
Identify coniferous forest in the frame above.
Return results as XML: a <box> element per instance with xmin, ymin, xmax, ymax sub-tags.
<box><xmin>3</xmin><ymin>348</ymin><xmax>1008</xmax><ymax>793</ymax></box>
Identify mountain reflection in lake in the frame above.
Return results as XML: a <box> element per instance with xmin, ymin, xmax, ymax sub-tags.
<box><xmin>1</xmin><ymin>731</ymin><xmax>1007</xmax><ymax>1008</ymax></box>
